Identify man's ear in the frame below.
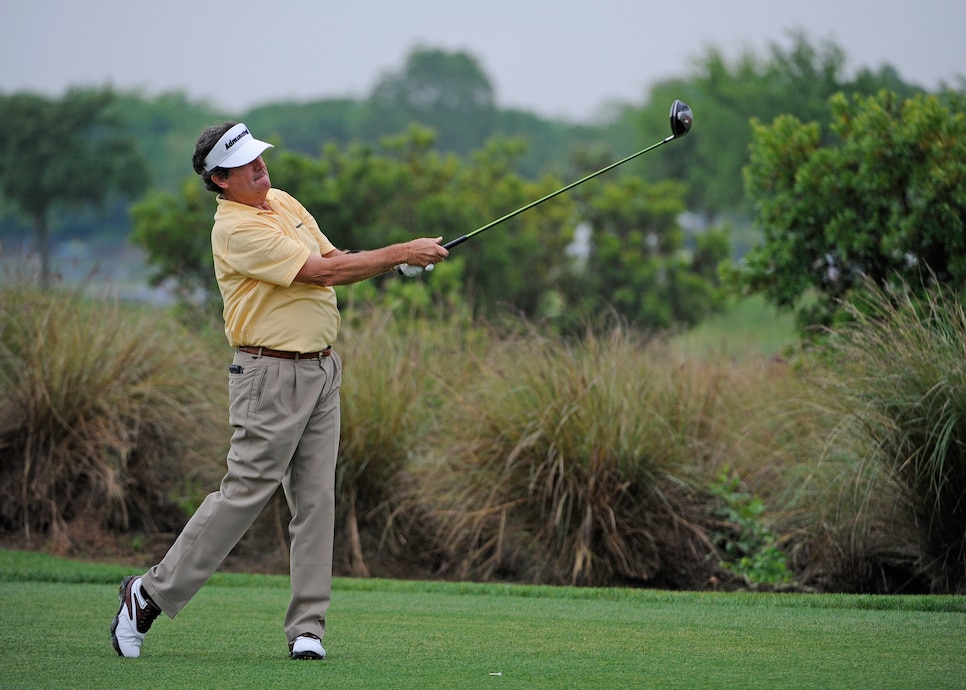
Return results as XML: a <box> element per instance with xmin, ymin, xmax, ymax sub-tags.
<box><xmin>211</xmin><ymin>170</ymin><xmax>230</xmax><ymax>190</ymax></box>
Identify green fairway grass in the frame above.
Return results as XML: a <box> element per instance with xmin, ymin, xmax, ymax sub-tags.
<box><xmin>671</xmin><ymin>295</ymin><xmax>798</xmax><ymax>359</ymax></box>
<box><xmin>1</xmin><ymin>549</ymin><xmax>964</xmax><ymax>689</ymax></box>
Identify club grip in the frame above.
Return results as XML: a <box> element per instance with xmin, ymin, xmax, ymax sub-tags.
<box><xmin>442</xmin><ymin>235</ymin><xmax>468</xmax><ymax>250</ymax></box>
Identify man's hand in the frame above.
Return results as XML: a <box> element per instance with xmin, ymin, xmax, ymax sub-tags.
<box><xmin>404</xmin><ymin>237</ymin><xmax>448</xmax><ymax>268</ymax></box>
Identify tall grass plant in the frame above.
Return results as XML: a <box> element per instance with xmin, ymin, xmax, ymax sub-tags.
<box><xmin>423</xmin><ymin>319</ymin><xmax>739</xmax><ymax>586</ymax></box>
<box><xmin>815</xmin><ymin>281</ymin><xmax>966</xmax><ymax>593</ymax></box>
<box><xmin>0</xmin><ymin>285</ymin><xmax>226</xmax><ymax>547</ymax></box>
<box><xmin>5</xmin><ymin>279</ymin><xmax>966</xmax><ymax>594</ymax></box>
<box><xmin>333</xmin><ymin>304</ymin><xmax>459</xmax><ymax>575</ymax></box>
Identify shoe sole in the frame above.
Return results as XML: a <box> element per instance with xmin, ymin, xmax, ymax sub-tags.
<box><xmin>110</xmin><ymin>576</ymin><xmax>136</xmax><ymax>657</ymax></box>
<box><xmin>290</xmin><ymin>651</ymin><xmax>326</xmax><ymax>661</ymax></box>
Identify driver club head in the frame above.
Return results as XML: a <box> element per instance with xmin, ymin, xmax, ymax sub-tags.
<box><xmin>670</xmin><ymin>100</ymin><xmax>693</xmax><ymax>138</ymax></box>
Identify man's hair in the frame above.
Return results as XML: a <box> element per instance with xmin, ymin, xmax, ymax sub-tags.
<box><xmin>193</xmin><ymin>122</ymin><xmax>237</xmax><ymax>193</ymax></box>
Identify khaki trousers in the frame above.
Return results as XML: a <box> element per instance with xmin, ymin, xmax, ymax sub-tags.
<box><xmin>141</xmin><ymin>349</ymin><xmax>341</xmax><ymax>644</ymax></box>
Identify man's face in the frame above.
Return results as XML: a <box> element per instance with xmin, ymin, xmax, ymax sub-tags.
<box><xmin>216</xmin><ymin>156</ymin><xmax>271</xmax><ymax>206</ymax></box>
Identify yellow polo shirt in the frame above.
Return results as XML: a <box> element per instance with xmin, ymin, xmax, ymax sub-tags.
<box><xmin>212</xmin><ymin>188</ymin><xmax>340</xmax><ymax>352</ymax></box>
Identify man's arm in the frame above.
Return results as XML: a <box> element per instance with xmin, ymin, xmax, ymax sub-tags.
<box><xmin>293</xmin><ymin>237</ymin><xmax>447</xmax><ymax>287</ymax></box>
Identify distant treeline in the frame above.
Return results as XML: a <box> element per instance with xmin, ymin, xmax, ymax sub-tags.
<box><xmin>0</xmin><ymin>31</ymin><xmax>941</xmax><ymax>247</ymax></box>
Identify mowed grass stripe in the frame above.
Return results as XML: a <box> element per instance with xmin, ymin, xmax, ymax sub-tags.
<box><xmin>1</xmin><ymin>576</ymin><xmax>963</xmax><ymax>689</ymax></box>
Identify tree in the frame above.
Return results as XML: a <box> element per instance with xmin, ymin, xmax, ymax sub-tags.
<box><xmin>244</xmin><ymin>99</ymin><xmax>367</xmax><ymax>158</ymax></box>
<box><xmin>110</xmin><ymin>91</ymin><xmax>223</xmax><ymax>193</ymax></box>
<box><xmin>132</xmin><ymin>125</ymin><xmax>731</xmax><ymax>330</ymax></box>
<box><xmin>363</xmin><ymin>47</ymin><xmax>498</xmax><ymax>156</ymax></box>
<box><xmin>131</xmin><ymin>127</ymin><xmax>579</xmax><ymax>320</ymax></box>
<box><xmin>736</xmin><ymin>90</ymin><xmax>966</xmax><ymax>331</ymax></box>
<box><xmin>626</xmin><ymin>31</ymin><xmax>921</xmax><ymax>222</ymax></box>
<box><xmin>566</xmin><ymin>177</ymin><xmax>729</xmax><ymax>329</ymax></box>
<box><xmin>0</xmin><ymin>89</ymin><xmax>148</xmax><ymax>286</ymax></box>
<box><xmin>268</xmin><ymin>126</ymin><xmax>577</xmax><ymax>318</ymax></box>
<box><xmin>129</xmin><ymin>180</ymin><xmax>221</xmax><ymax>317</ymax></box>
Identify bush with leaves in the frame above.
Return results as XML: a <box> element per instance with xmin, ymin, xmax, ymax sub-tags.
<box><xmin>130</xmin><ymin>179</ymin><xmax>222</xmax><ymax>322</ymax></box>
<box><xmin>710</xmin><ymin>471</ymin><xmax>792</xmax><ymax>586</ymax></box>
<box><xmin>569</xmin><ymin>177</ymin><xmax>730</xmax><ymax>330</ymax></box>
<box><xmin>736</xmin><ymin>89</ymin><xmax>966</xmax><ymax>333</ymax></box>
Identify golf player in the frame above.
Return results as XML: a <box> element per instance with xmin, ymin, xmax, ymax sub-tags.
<box><xmin>110</xmin><ymin>122</ymin><xmax>447</xmax><ymax>660</ymax></box>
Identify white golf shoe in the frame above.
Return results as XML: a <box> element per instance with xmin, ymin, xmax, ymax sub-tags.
<box><xmin>110</xmin><ymin>576</ymin><xmax>162</xmax><ymax>658</ymax></box>
<box><xmin>289</xmin><ymin>633</ymin><xmax>326</xmax><ymax>660</ymax></box>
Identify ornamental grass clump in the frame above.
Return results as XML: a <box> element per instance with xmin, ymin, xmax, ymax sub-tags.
<box><xmin>334</xmin><ymin>307</ymin><xmax>435</xmax><ymax>575</ymax></box>
<box><xmin>427</xmin><ymin>320</ymin><xmax>731</xmax><ymax>587</ymax></box>
<box><xmin>0</xmin><ymin>285</ymin><xmax>226</xmax><ymax>546</ymax></box>
<box><xmin>332</xmin><ymin>302</ymin><xmax>484</xmax><ymax>577</ymax></box>
<box><xmin>817</xmin><ymin>280</ymin><xmax>966</xmax><ymax>593</ymax></box>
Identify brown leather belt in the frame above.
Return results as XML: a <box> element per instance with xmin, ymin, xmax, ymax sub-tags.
<box><xmin>237</xmin><ymin>345</ymin><xmax>332</xmax><ymax>360</ymax></box>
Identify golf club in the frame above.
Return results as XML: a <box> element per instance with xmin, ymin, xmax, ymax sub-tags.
<box><xmin>399</xmin><ymin>100</ymin><xmax>691</xmax><ymax>274</ymax></box>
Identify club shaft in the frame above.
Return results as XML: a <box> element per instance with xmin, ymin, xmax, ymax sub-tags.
<box><xmin>443</xmin><ymin>135</ymin><xmax>674</xmax><ymax>250</ymax></box>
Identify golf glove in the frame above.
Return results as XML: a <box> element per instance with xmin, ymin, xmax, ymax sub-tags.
<box><xmin>396</xmin><ymin>263</ymin><xmax>422</xmax><ymax>277</ymax></box>
<box><xmin>396</xmin><ymin>263</ymin><xmax>434</xmax><ymax>277</ymax></box>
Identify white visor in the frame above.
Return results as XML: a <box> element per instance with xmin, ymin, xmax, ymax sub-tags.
<box><xmin>203</xmin><ymin>123</ymin><xmax>273</xmax><ymax>172</ymax></box>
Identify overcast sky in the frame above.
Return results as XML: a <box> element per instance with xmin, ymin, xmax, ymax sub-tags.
<box><xmin>4</xmin><ymin>0</ymin><xmax>964</xmax><ymax>122</ymax></box>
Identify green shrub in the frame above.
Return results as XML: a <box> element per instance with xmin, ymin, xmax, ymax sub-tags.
<box><xmin>710</xmin><ymin>470</ymin><xmax>792</xmax><ymax>586</ymax></box>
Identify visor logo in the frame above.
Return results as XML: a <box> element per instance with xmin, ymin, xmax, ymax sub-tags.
<box><xmin>223</xmin><ymin>129</ymin><xmax>250</xmax><ymax>151</ymax></box>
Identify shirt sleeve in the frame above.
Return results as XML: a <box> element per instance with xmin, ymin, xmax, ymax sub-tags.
<box><xmin>224</xmin><ymin>220</ymin><xmax>312</xmax><ymax>287</ymax></box>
